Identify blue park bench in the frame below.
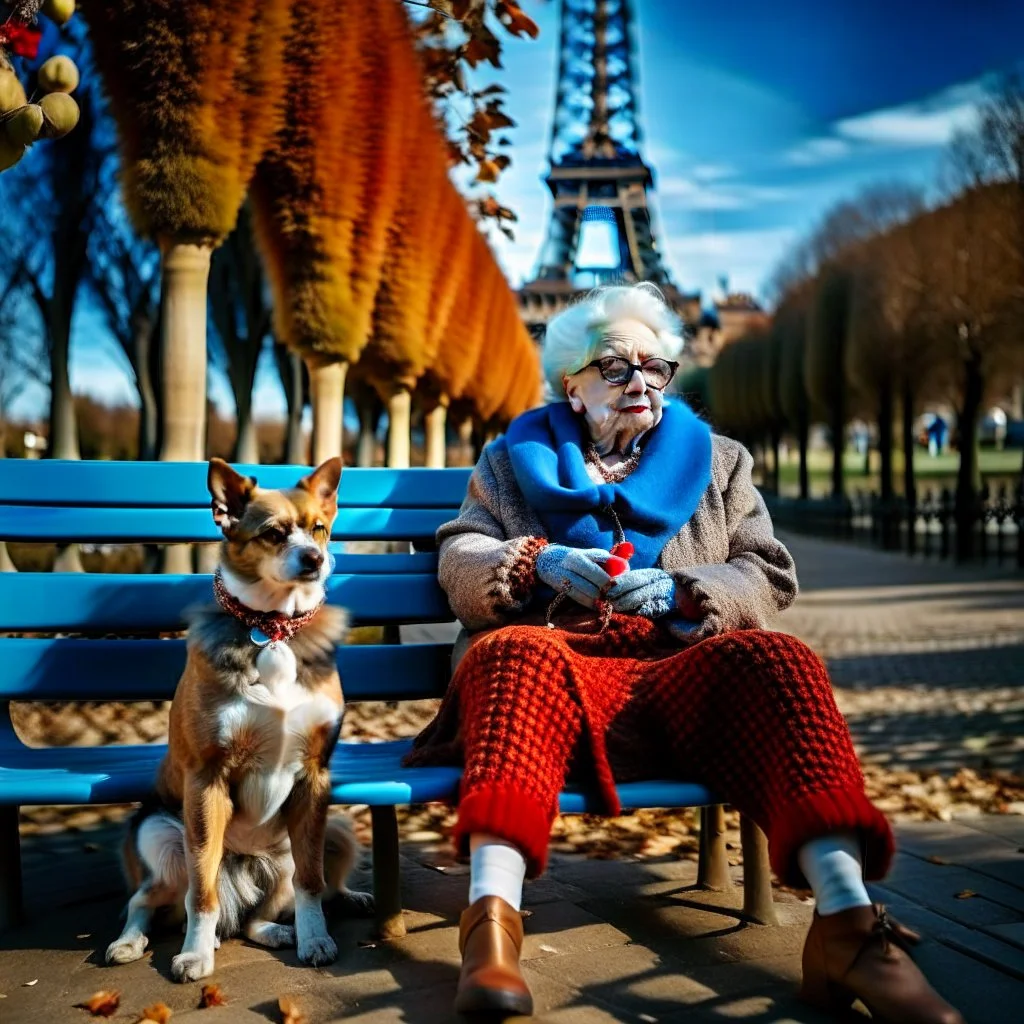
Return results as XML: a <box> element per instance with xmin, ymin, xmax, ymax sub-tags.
<box><xmin>0</xmin><ymin>459</ymin><xmax>778</xmax><ymax>936</ymax></box>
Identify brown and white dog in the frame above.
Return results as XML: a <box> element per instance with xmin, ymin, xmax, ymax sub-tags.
<box><xmin>106</xmin><ymin>457</ymin><xmax>371</xmax><ymax>983</ymax></box>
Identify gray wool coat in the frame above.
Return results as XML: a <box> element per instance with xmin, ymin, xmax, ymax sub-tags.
<box><xmin>436</xmin><ymin>431</ymin><xmax>799</xmax><ymax>646</ymax></box>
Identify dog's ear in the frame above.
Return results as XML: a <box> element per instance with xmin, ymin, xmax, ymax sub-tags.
<box><xmin>298</xmin><ymin>456</ymin><xmax>342</xmax><ymax>512</ymax></box>
<box><xmin>298</xmin><ymin>456</ymin><xmax>342</xmax><ymax>502</ymax></box>
<box><xmin>208</xmin><ymin>458</ymin><xmax>257</xmax><ymax>533</ymax></box>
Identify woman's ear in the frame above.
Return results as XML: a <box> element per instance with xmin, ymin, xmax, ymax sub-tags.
<box><xmin>563</xmin><ymin>375</ymin><xmax>584</xmax><ymax>413</ymax></box>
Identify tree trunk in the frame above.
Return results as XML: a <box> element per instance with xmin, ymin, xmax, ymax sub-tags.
<box><xmin>798</xmin><ymin>412</ymin><xmax>810</xmax><ymax>501</ymax></box>
<box><xmin>830</xmin><ymin>387</ymin><xmax>845</xmax><ymax>499</ymax></box>
<box><xmin>159</xmin><ymin>241</ymin><xmax>212</xmax><ymax>575</ymax></box>
<box><xmin>878</xmin><ymin>375</ymin><xmax>895</xmax><ymax>549</ymax></box>
<box><xmin>902</xmin><ymin>377</ymin><xmax>917</xmax><ymax>555</ymax></box>
<box><xmin>282</xmin><ymin>349</ymin><xmax>306</xmax><ymax>464</ymax></box>
<box><xmin>424</xmin><ymin>401</ymin><xmax>448</xmax><ymax>469</ymax></box>
<box><xmin>309</xmin><ymin>361</ymin><xmax>346</xmax><ymax>465</ymax></box>
<box><xmin>356</xmin><ymin>391</ymin><xmax>380</xmax><ymax>468</ymax></box>
<box><xmin>233</xmin><ymin>388</ymin><xmax>259</xmax><ymax>464</ymax></box>
<box><xmin>457</xmin><ymin>418</ymin><xmax>474</xmax><ymax>467</ymax></box>
<box><xmin>0</xmin><ymin>437</ymin><xmax>14</xmax><ymax>572</ymax></box>
<box><xmin>769</xmin><ymin>424</ymin><xmax>781</xmax><ymax>494</ymax></box>
<box><xmin>158</xmin><ymin>242</ymin><xmax>212</xmax><ymax>461</ymax></box>
<box><xmin>48</xmin><ymin>315</ymin><xmax>80</xmax><ymax>460</ymax></box>
<box><xmin>386</xmin><ymin>388</ymin><xmax>412</xmax><ymax>469</ymax></box>
<box><xmin>135</xmin><ymin>310</ymin><xmax>161</xmax><ymax>461</ymax></box>
<box><xmin>955</xmin><ymin>352</ymin><xmax>984</xmax><ymax>562</ymax></box>
<box><xmin>48</xmin><ymin>303</ymin><xmax>83</xmax><ymax>571</ymax></box>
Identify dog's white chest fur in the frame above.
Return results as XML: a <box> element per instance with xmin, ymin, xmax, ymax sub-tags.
<box><xmin>218</xmin><ymin>642</ymin><xmax>339</xmax><ymax>845</ymax></box>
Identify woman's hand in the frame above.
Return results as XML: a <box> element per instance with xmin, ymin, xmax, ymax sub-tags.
<box><xmin>604</xmin><ymin>567</ymin><xmax>676</xmax><ymax>618</ymax></box>
<box><xmin>536</xmin><ymin>544</ymin><xmax>613</xmax><ymax>609</ymax></box>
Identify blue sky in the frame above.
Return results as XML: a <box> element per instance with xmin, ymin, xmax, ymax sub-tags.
<box><xmin>20</xmin><ymin>0</ymin><xmax>1024</xmax><ymax>419</ymax></box>
<box><xmin>481</xmin><ymin>0</ymin><xmax>1024</xmax><ymax>301</ymax></box>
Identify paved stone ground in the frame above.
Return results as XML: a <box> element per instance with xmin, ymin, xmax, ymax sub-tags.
<box><xmin>774</xmin><ymin>532</ymin><xmax>1024</xmax><ymax>777</ymax></box>
<box><xmin>2</xmin><ymin>816</ymin><xmax>1023</xmax><ymax>1023</ymax></box>
<box><xmin>3</xmin><ymin>533</ymin><xmax>1024</xmax><ymax>1021</ymax></box>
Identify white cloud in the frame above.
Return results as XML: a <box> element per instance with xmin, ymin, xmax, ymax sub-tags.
<box><xmin>666</xmin><ymin>227</ymin><xmax>798</xmax><ymax>301</ymax></box>
<box><xmin>836</xmin><ymin>97</ymin><xmax>979</xmax><ymax>147</ymax></box>
<box><xmin>690</xmin><ymin>163</ymin><xmax>736</xmax><ymax>182</ymax></box>
<box><xmin>658</xmin><ymin>175</ymin><xmax>794</xmax><ymax>210</ymax></box>
<box><xmin>782</xmin><ymin>136</ymin><xmax>852</xmax><ymax>166</ymax></box>
<box><xmin>783</xmin><ymin>80</ymin><xmax>986</xmax><ymax>168</ymax></box>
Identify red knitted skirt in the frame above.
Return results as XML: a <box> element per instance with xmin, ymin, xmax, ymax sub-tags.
<box><xmin>405</xmin><ymin>617</ymin><xmax>893</xmax><ymax>886</ymax></box>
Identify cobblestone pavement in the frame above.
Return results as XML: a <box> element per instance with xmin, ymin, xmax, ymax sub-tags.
<box><xmin>773</xmin><ymin>533</ymin><xmax>1024</xmax><ymax>776</ymax></box>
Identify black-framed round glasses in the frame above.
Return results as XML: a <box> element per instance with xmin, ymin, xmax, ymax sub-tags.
<box><xmin>586</xmin><ymin>356</ymin><xmax>679</xmax><ymax>390</ymax></box>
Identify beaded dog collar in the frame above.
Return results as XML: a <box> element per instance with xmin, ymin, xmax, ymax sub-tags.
<box><xmin>212</xmin><ymin>571</ymin><xmax>324</xmax><ymax>647</ymax></box>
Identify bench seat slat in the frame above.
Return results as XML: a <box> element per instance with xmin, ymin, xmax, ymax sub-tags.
<box><xmin>0</xmin><ymin>639</ymin><xmax>453</xmax><ymax>701</ymax></box>
<box><xmin>0</xmin><ymin>506</ymin><xmax>456</xmax><ymax>543</ymax></box>
<box><xmin>0</xmin><ymin>738</ymin><xmax>716</xmax><ymax>811</ymax></box>
<box><xmin>0</xmin><ymin>574</ymin><xmax>453</xmax><ymax>631</ymax></box>
<box><xmin>0</xmin><ymin>462</ymin><xmax>473</xmax><ymax>509</ymax></box>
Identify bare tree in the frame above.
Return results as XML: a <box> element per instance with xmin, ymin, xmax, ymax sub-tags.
<box><xmin>273</xmin><ymin>339</ymin><xmax>308</xmax><ymax>464</ymax></box>
<box><xmin>918</xmin><ymin>182</ymin><xmax>1024</xmax><ymax>559</ymax></box>
<box><xmin>6</xmin><ymin>77</ymin><xmax>110</xmax><ymax>463</ymax></box>
<box><xmin>208</xmin><ymin>203</ymin><xmax>272</xmax><ymax>464</ymax></box>
<box><xmin>88</xmin><ymin>195</ymin><xmax>162</xmax><ymax>459</ymax></box>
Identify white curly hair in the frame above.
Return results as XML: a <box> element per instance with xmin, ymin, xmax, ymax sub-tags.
<box><xmin>541</xmin><ymin>283</ymin><xmax>684</xmax><ymax>402</ymax></box>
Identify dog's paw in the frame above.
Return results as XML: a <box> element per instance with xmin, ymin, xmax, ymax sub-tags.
<box><xmin>334</xmin><ymin>888</ymin><xmax>375</xmax><ymax>918</ymax></box>
<box><xmin>297</xmin><ymin>933</ymin><xmax>338</xmax><ymax>967</ymax></box>
<box><xmin>105</xmin><ymin>935</ymin><xmax>148</xmax><ymax>965</ymax></box>
<box><xmin>171</xmin><ymin>949</ymin><xmax>215</xmax><ymax>983</ymax></box>
<box><xmin>247</xmin><ymin>922</ymin><xmax>296</xmax><ymax>949</ymax></box>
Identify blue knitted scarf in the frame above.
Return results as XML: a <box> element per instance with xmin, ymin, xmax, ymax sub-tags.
<box><xmin>502</xmin><ymin>400</ymin><xmax>713</xmax><ymax>570</ymax></box>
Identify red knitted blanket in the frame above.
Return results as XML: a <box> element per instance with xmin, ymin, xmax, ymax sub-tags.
<box><xmin>405</xmin><ymin>615</ymin><xmax>678</xmax><ymax>813</ymax></box>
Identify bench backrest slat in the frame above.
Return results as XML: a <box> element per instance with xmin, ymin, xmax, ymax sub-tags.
<box><xmin>0</xmin><ymin>460</ymin><xmax>469</xmax><ymax>708</ymax></box>
<box><xmin>0</xmin><ymin>461</ymin><xmax>473</xmax><ymax>508</ymax></box>
<box><xmin>0</xmin><ymin>506</ymin><xmax>459</xmax><ymax>543</ymax></box>
<box><xmin>0</xmin><ymin>573</ymin><xmax>452</xmax><ymax>631</ymax></box>
<box><xmin>0</xmin><ymin>638</ymin><xmax>453</xmax><ymax>702</ymax></box>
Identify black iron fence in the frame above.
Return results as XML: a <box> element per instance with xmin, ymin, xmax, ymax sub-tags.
<box><xmin>764</xmin><ymin>482</ymin><xmax>1024</xmax><ymax>568</ymax></box>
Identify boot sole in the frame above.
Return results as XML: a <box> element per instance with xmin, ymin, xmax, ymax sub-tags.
<box><xmin>455</xmin><ymin>984</ymin><xmax>534</xmax><ymax>1017</ymax></box>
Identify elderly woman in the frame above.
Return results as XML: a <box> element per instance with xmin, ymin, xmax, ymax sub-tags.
<box><xmin>406</xmin><ymin>284</ymin><xmax>961</xmax><ymax>1024</ymax></box>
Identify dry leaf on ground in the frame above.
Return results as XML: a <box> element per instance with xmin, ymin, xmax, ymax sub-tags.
<box><xmin>138</xmin><ymin>1003</ymin><xmax>172</xmax><ymax>1023</ymax></box>
<box><xmin>199</xmin><ymin>984</ymin><xmax>228</xmax><ymax>1008</ymax></box>
<box><xmin>955</xmin><ymin>889</ymin><xmax>978</xmax><ymax>899</ymax></box>
<box><xmin>75</xmin><ymin>991</ymin><xmax>120</xmax><ymax>1017</ymax></box>
<box><xmin>279</xmin><ymin>996</ymin><xmax>306</xmax><ymax>1024</ymax></box>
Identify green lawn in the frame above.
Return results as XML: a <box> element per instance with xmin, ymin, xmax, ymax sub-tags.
<box><xmin>773</xmin><ymin>447</ymin><xmax>1022</xmax><ymax>498</ymax></box>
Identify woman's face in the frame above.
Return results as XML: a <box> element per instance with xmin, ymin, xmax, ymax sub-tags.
<box><xmin>562</xmin><ymin>318</ymin><xmax>668</xmax><ymax>452</ymax></box>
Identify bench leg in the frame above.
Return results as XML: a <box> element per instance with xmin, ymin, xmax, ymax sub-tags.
<box><xmin>697</xmin><ymin>804</ymin><xmax>732</xmax><ymax>891</ymax></box>
<box><xmin>0</xmin><ymin>804</ymin><xmax>24</xmax><ymax>932</ymax></box>
<box><xmin>740</xmin><ymin>815</ymin><xmax>778</xmax><ymax>925</ymax></box>
<box><xmin>370</xmin><ymin>805</ymin><xmax>406</xmax><ymax>939</ymax></box>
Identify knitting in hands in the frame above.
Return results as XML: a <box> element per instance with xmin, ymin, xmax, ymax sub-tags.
<box><xmin>536</xmin><ymin>544</ymin><xmax>613</xmax><ymax>609</ymax></box>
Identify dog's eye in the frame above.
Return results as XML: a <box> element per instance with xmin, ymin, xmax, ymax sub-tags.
<box><xmin>260</xmin><ymin>527</ymin><xmax>286</xmax><ymax>545</ymax></box>
<box><xmin>312</xmin><ymin>523</ymin><xmax>329</xmax><ymax>540</ymax></box>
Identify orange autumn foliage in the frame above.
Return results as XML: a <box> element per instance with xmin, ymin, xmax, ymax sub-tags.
<box><xmin>79</xmin><ymin>0</ymin><xmax>290</xmax><ymax>244</ymax></box>
<box><xmin>417</xmin><ymin>198</ymin><xmax>485</xmax><ymax>406</ymax></box>
<box><xmin>251</xmin><ymin>0</ymin><xmax>374</xmax><ymax>364</ymax></box>
<box><xmin>436</xmin><ymin>239</ymin><xmax>506</xmax><ymax>406</ymax></box>
<box><xmin>362</xmin><ymin>21</ymin><xmax>454</xmax><ymax>393</ymax></box>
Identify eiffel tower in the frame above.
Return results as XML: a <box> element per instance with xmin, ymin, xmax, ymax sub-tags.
<box><xmin>518</xmin><ymin>0</ymin><xmax>700</xmax><ymax>335</ymax></box>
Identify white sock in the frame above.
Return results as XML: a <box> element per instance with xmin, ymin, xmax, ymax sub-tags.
<box><xmin>798</xmin><ymin>831</ymin><xmax>873</xmax><ymax>916</ymax></box>
<box><xmin>468</xmin><ymin>833</ymin><xmax>527</xmax><ymax>912</ymax></box>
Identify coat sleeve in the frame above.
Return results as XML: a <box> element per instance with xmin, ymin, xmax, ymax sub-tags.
<box><xmin>436</xmin><ymin>446</ymin><xmax>547</xmax><ymax>631</ymax></box>
<box><xmin>667</xmin><ymin>442</ymin><xmax>798</xmax><ymax>642</ymax></box>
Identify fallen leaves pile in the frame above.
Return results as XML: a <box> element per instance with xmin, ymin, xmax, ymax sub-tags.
<box><xmin>67</xmin><ymin>986</ymin><xmax>303</xmax><ymax>1022</ymax></box>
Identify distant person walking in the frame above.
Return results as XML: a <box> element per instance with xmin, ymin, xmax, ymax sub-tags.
<box><xmin>926</xmin><ymin>415</ymin><xmax>948</xmax><ymax>458</ymax></box>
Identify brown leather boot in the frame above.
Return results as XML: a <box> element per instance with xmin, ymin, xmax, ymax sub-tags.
<box><xmin>455</xmin><ymin>896</ymin><xmax>533</xmax><ymax>1016</ymax></box>
<box><xmin>801</xmin><ymin>903</ymin><xmax>965</xmax><ymax>1023</ymax></box>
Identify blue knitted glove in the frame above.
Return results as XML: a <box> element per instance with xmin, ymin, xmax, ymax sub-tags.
<box><xmin>604</xmin><ymin>567</ymin><xmax>676</xmax><ymax>618</ymax></box>
<box><xmin>536</xmin><ymin>544</ymin><xmax>613</xmax><ymax>609</ymax></box>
